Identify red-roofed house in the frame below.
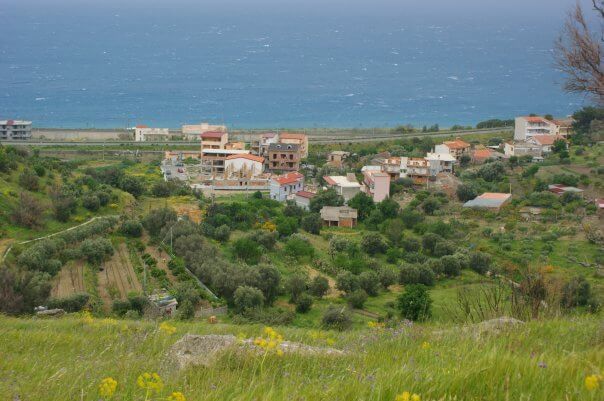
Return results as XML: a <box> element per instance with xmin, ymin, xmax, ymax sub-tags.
<box><xmin>514</xmin><ymin>116</ymin><xmax>559</xmax><ymax>140</ymax></box>
<box><xmin>472</xmin><ymin>148</ymin><xmax>504</xmax><ymax>163</ymax></box>
<box><xmin>434</xmin><ymin>138</ymin><xmax>471</xmax><ymax>160</ymax></box>
<box><xmin>270</xmin><ymin>172</ymin><xmax>305</xmax><ymax>201</ymax></box>
<box><xmin>295</xmin><ymin>190</ymin><xmax>316</xmax><ymax>210</ymax></box>
<box><xmin>527</xmin><ymin>135</ymin><xmax>566</xmax><ymax>153</ymax></box>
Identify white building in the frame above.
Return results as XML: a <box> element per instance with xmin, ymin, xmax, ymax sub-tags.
<box><xmin>134</xmin><ymin>125</ymin><xmax>170</xmax><ymax>141</ymax></box>
<box><xmin>224</xmin><ymin>154</ymin><xmax>265</xmax><ymax>177</ymax></box>
<box><xmin>425</xmin><ymin>152</ymin><xmax>456</xmax><ymax>175</ymax></box>
<box><xmin>514</xmin><ymin>116</ymin><xmax>559</xmax><ymax>141</ymax></box>
<box><xmin>0</xmin><ymin>120</ymin><xmax>32</xmax><ymax>140</ymax></box>
<box><xmin>182</xmin><ymin>122</ymin><xmax>227</xmax><ymax>140</ymax></box>
<box><xmin>323</xmin><ymin>174</ymin><xmax>362</xmax><ymax>201</ymax></box>
<box><xmin>295</xmin><ymin>191</ymin><xmax>316</xmax><ymax>210</ymax></box>
<box><xmin>270</xmin><ymin>172</ymin><xmax>305</xmax><ymax>202</ymax></box>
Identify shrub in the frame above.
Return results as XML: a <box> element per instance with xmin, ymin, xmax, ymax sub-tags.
<box><xmin>397</xmin><ymin>284</ymin><xmax>432</xmax><ymax>321</ymax></box>
<box><xmin>422</xmin><ymin>233</ymin><xmax>442</xmax><ymax>255</ymax></box>
<box><xmin>469</xmin><ymin>252</ymin><xmax>491</xmax><ymax>275</ymax></box>
<box><xmin>18</xmin><ymin>169</ymin><xmax>39</xmax><ymax>191</ymax></box>
<box><xmin>233</xmin><ymin>286</ymin><xmax>265</xmax><ymax>314</ymax></box>
<box><xmin>120</xmin><ymin>219</ymin><xmax>143</xmax><ymax>237</ymax></box>
<box><xmin>284</xmin><ymin>234</ymin><xmax>315</xmax><ymax>260</ymax></box>
<box><xmin>143</xmin><ymin>207</ymin><xmax>177</xmax><ymax>237</ymax></box>
<box><xmin>377</xmin><ymin>267</ymin><xmax>397</xmax><ymax>289</ymax></box>
<box><xmin>322</xmin><ymin>306</ymin><xmax>352</xmax><ymax>331</ymax></box>
<box><xmin>440</xmin><ymin>255</ymin><xmax>462</xmax><ymax>277</ymax></box>
<box><xmin>561</xmin><ymin>276</ymin><xmax>596</xmax><ymax>309</ymax></box>
<box><xmin>336</xmin><ymin>271</ymin><xmax>360</xmax><ymax>294</ymax></box>
<box><xmin>358</xmin><ymin>271</ymin><xmax>380</xmax><ymax>296</ymax></box>
<box><xmin>433</xmin><ymin>241</ymin><xmax>456</xmax><ymax>257</ymax></box>
<box><xmin>417</xmin><ymin>265</ymin><xmax>436</xmax><ymax>286</ymax></box>
<box><xmin>11</xmin><ymin>192</ymin><xmax>44</xmax><ymax>228</ymax></box>
<box><xmin>301</xmin><ymin>213</ymin><xmax>322</xmax><ymax>235</ymax></box>
<box><xmin>348</xmin><ymin>192</ymin><xmax>375</xmax><ymax>220</ymax></box>
<box><xmin>286</xmin><ymin>273</ymin><xmax>308</xmax><ymax>303</ymax></box>
<box><xmin>422</xmin><ymin>197</ymin><xmax>441</xmax><ymax>215</ymax></box>
<box><xmin>256</xmin><ymin>264</ymin><xmax>282</xmax><ymax>306</ymax></box>
<box><xmin>47</xmin><ymin>293</ymin><xmax>90</xmax><ymax>312</ymax></box>
<box><xmin>213</xmin><ymin>224</ymin><xmax>231</xmax><ymax>242</ymax></box>
<box><xmin>456</xmin><ymin>184</ymin><xmax>477</xmax><ymax>202</ymax></box>
<box><xmin>118</xmin><ymin>175</ymin><xmax>145</xmax><ymax>197</ymax></box>
<box><xmin>399</xmin><ymin>264</ymin><xmax>420</xmax><ymax>285</ymax></box>
<box><xmin>82</xmin><ymin>194</ymin><xmax>101</xmax><ymax>211</ymax></box>
<box><xmin>309</xmin><ymin>275</ymin><xmax>330</xmax><ymax>298</ymax></box>
<box><xmin>79</xmin><ymin>238</ymin><xmax>114</xmax><ymax>264</ymax></box>
<box><xmin>361</xmin><ymin>234</ymin><xmax>388</xmax><ymax>255</ymax></box>
<box><xmin>347</xmin><ymin>289</ymin><xmax>368</xmax><ymax>308</ymax></box>
<box><xmin>232</xmin><ymin>237</ymin><xmax>262</xmax><ymax>265</ymax></box>
<box><xmin>295</xmin><ymin>293</ymin><xmax>313</xmax><ymax>313</ymax></box>
<box><xmin>401</xmin><ymin>237</ymin><xmax>421</xmax><ymax>252</ymax></box>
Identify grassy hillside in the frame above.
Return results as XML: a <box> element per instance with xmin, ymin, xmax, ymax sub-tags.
<box><xmin>0</xmin><ymin>314</ymin><xmax>601</xmax><ymax>401</ymax></box>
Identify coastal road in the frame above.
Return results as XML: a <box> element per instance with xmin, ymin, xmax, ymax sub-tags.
<box><xmin>1</xmin><ymin>127</ymin><xmax>511</xmax><ymax>147</ymax></box>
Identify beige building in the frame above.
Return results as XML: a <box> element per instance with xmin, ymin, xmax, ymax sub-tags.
<box><xmin>434</xmin><ymin>138</ymin><xmax>471</xmax><ymax>160</ymax></box>
<box><xmin>0</xmin><ymin>120</ymin><xmax>32</xmax><ymax>140</ymax></box>
<box><xmin>200</xmin><ymin>131</ymin><xmax>229</xmax><ymax>150</ymax></box>
<box><xmin>182</xmin><ymin>122</ymin><xmax>227</xmax><ymax>140</ymax></box>
<box><xmin>320</xmin><ymin>206</ymin><xmax>358</xmax><ymax>228</ymax></box>
<box><xmin>279</xmin><ymin>132</ymin><xmax>309</xmax><ymax>158</ymax></box>
<box><xmin>134</xmin><ymin>125</ymin><xmax>170</xmax><ymax>141</ymax></box>
<box><xmin>323</xmin><ymin>174</ymin><xmax>362</xmax><ymax>201</ymax></box>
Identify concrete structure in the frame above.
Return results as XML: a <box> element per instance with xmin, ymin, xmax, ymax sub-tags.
<box><xmin>134</xmin><ymin>125</ymin><xmax>170</xmax><ymax>141</ymax></box>
<box><xmin>400</xmin><ymin>157</ymin><xmax>430</xmax><ymax>184</ymax></box>
<box><xmin>148</xmin><ymin>292</ymin><xmax>178</xmax><ymax>316</ymax></box>
<box><xmin>320</xmin><ymin>206</ymin><xmax>358</xmax><ymax>228</ymax></box>
<box><xmin>224</xmin><ymin>154</ymin><xmax>264</xmax><ymax>177</ymax></box>
<box><xmin>463</xmin><ymin>193</ymin><xmax>512</xmax><ymax>211</ymax></box>
<box><xmin>267</xmin><ymin>143</ymin><xmax>301</xmax><ymax>172</ymax></box>
<box><xmin>553</xmin><ymin>118</ymin><xmax>573</xmax><ymax>137</ymax></box>
<box><xmin>323</xmin><ymin>174</ymin><xmax>362</xmax><ymax>201</ymax></box>
<box><xmin>270</xmin><ymin>172</ymin><xmax>305</xmax><ymax>202</ymax></box>
<box><xmin>327</xmin><ymin>151</ymin><xmax>350</xmax><ymax>166</ymax></box>
<box><xmin>361</xmin><ymin>166</ymin><xmax>391</xmax><ymax>202</ymax></box>
<box><xmin>279</xmin><ymin>132</ymin><xmax>308</xmax><ymax>158</ymax></box>
<box><xmin>471</xmin><ymin>148</ymin><xmax>504</xmax><ymax>164</ymax></box>
<box><xmin>527</xmin><ymin>135</ymin><xmax>566</xmax><ymax>154</ymax></box>
<box><xmin>182</xmin><ymin>122</ymin><xmax>227</xmax><ymax>141</ymax></box>
<box><xmin>514</xmin><ymin>116</ymin><xmax>559</xmax><ymax>141</ymax></box>
<box><xmin>426</xmin><ymin>152</ymin><xmax>456</xmax><ymax>175</ymax></box>
<box><xmin>548</xmin><ymin>184</ymin><xmax>584</xmax><ymax>196</ymax></box>
<box><xmin>200</xmin><ymin>149</ymin><xmax>250</xmax><ymax>174</ymax></box>
<box><xmin>295</xmin><ymin>191</ymin><xmax>316</xmax><ymax>210</ymax></box>
<box><xmin>200</xmin><ymin>131</ymin><xmax>229</xmax><ymax>150</ymax></box>
<box><xmin>0</xmin><ymin>120</ymin><xmax>32</xmax><ymax>140</ymax></box>
<box><xmin>251</xmin><ymin>132</ymin><xmax>279</xmax><ymax>157</ymax></box>
<box><xmin>434</xmin><ymin>138</ymin><xmax>471</xmax><ymax>160</ymax></box>
<box><xmin>504</xmin><ymin>141</ymin><xmax>543</xmax><ymax>158</ymax></box>
<box><xmin>380</xmin><ymin>157</ymin><xmax>402</xmax><ymax>179</ymax></box>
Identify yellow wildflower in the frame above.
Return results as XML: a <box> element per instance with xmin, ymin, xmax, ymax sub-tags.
<box><xmin>276</xmin><ymin>349</ymin><xmax>284</xmax><ymax>357</ymax></box>
<box><xmin>326</xmin><ymin>338</ymin><xmax>336</xmax><ymax>346</ymax></box>
<box><xmin>585</xmin><ymin>374</ymin><xmax>601</xmax><ymax>391</ymax></box>
<box><xmin>137</xmin><ymin>372</ymin><xmax>164</xmax><ymax>393</ymax></box>
<box><xmin>98</xmin><ymin>377</ymin><xmax>117</xmax><ymax>398</ymax></box>
<box><xmin>395</xmin><ymin>392</ymin><xmax>420</xmax><ymax>401</ymax></box>
<box><xmin>411</xmin><ymin>395</ymin><xmax>421</xmax><ymax>401</ymax></box>
<box><xmin>81</xmin><ymin>310</ymin><xmax>94</xmax><ymax>324</ymax></box>
<box><xmin>167</xmin><ymin>391</ymin><xmax>186</xmax><ymax>401</ymax></box>
<box><xmin>159</xmin><ymin>322</ymin><xmax>177</xmax><ymax>335</ymax></box>
<box><xmin>420</xmin><ymin>341</ymin><xmax>430</xmax><ymax>350</ymax></box>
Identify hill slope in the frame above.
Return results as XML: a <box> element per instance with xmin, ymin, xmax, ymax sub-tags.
<box><xmin>0</xmin><ymin>315</ymin><xmax>602</xmax><ymax>401</ymax></box>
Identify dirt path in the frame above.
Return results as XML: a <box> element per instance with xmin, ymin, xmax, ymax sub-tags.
<box><xmin>98</xmin><ymin>244</ymin><xmax>142</xmax><ymax>308</ymax></box>
<box><xmin>51</xmin><ymin>260</ymin><xmax>86</xmax><ymax>298</ymax></box>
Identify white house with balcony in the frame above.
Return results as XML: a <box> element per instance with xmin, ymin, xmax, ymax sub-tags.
<box><xmin>514</xmin><ymin>116</ymin><xmax>559</xmax><ymax>141</ymax></box>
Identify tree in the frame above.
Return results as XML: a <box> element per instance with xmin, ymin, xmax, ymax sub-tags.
<box><xmin>555</xmin><ymin>2</ymin><xmax>604</xmax><ymax>102</ymax></box>
<box><xmin>255</xmin><ymin>265</ymin><xmax>281</xmax><ymax>306</ymax></box>
<box><xmin>456</xmin><ymin>184</ymin><xmax>477</xmax><ymax>202</ymax></box>
<box><xmin>347</xmin><ymin>289</ymin><xmax>368</xmax><ymax>308</ymax></box>
<box><xmin>11</xmin><ymin>192</ymin><xmax>44</xmax><ymax>228</ymax></box>
<box><xmin>400</xmin><ymin>208</ymin><xmax>424</xmax><ymax>228</ymax></box>
<box><xmin>295</xmin><ymin>293</ymin><xmax>313</xmax><ymax>313</ymax></box>
<box><xmin>361</xmin><ymin>234</ymin><xmax>388</xmax><ymax>255</ymax></box>
<box><xmin>19</xmin><ymin>169</ymin><xmax>40</xmax><ymax>191</ymax></box>
<box><xmin>336</xmin><ymin>271</ymin><xmax>360</xmax><ymax>294</ymax></box>
<box><xmin>79</xmin><ymin>238</ymin><xmax>114</xmax><ymax>264</ymax></box>
<box><xmin>275</xmin><ymin>216</ymin><xmax>298</xmax><ymax>237</ymax></box>
<box><xmin>469</xmin><ymin>252</ymin><xmax>492</xmax><ymax>275</ymax></box>
<box><xmin>233</xmin><ymin>286</ymin><xmax>264</xmax><ymax>314</ymax></box>
<box><xmin>232</xmin><ymin>237</ymin><xmax>262</xmax><ymax>265</ymax></box>
<box><xmin>119</xmin><ymin>175</ymin><xmax>145</xmax><ymax>197</ymax></box>
<box><xmin>284</xmin><ymin>234</ymin><xmax>315</xmax><ymax>260</ymax></box>
<box><xmin>82</xmin><ymin>194</ymin><xmax>100</xmax><ymax>211</ymax></box>
<box><xmin>377</xmin><ymin>267</ymin><xmax>397</xmax><ymax>289</ymax></box>
<box><xmin>378</xmin><ymin>198</ymin><xmax>400</xmax><ymax>219</ymax></box>
<box><xmin>309</xmin><ymin>275</ymin><xmax>330</xmax><ymax>298</ymax></box>
<box><xmin>322</xmin><ymin>306</ymin><xmax>352</xmax><ymax>331</ymax></box>
<box><xmin>358</xmin><ymin>271</ymin><xmax>380</xmax><ymax>296</ymax></box>
<box><xmin>422</xmin><ymin>233</ymin><xmax>442</xmax><ymax>255</ymax></box>
<box><xmin>459</xmin><ymin>154</ymin><xmax>471</xmax><ymax>167</ymax></box>
<box><xmin>286</xmin><ymin>273</ymin><xmax>308</xmax><ymax>303</ymax></box>
<box><xmin>384</xmin><ymin>219</ymin><xmax>404</xmax><ymax>245</ymax></box>
<box><xmin>309</xmin><ymin>188</ymin><xmax>344</xmax><ymax>213</ymax></box>
<box><xmin>348</xmin><ymin>192</ymin><xmax>375</xmax><ymax>220</ymax></box>
<box><xmin>120</xmin><ymin>219</ymin><xmax>143</xmax><ymax>237</ymax></box>
<box><xmin>142</xmin><ymin>207</ymin><xmax>177</xmax><ymax>237</ymax></box>
<box><xmin>151</xmin><ymin>181</ymin><xmax>172</xmax><ymax>197</ymax></box>
<box><xmin>301</xmin><ymin>213</ymin><xmax>322</xmax><ymax>235</ymax></box>
<box><xmin>552</xmin><ymin>139</ymin><xmax>568</xmax><ymax>153</ymax></box>
<box><xmin>422</xmin><ymin>198</ymin><xmax>441</xmax><ymax>215</ymax></box>
<box><xmin>397</xmin><ymin>284</ymin><xmax>432</xmax><ymax>321</ymax></box>
<box><xmin>213</xmin><ymin>225</ymin><xmax>231</xmax><ymax>242</ymax></box>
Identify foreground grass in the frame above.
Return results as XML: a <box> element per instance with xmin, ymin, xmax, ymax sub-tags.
<box><xmin>0</xmin><ymin>315</ymin><xmax>602</xmax><ymax>400</ymax></box>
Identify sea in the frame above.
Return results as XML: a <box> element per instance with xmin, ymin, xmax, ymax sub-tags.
<box><xmin>0</xmin><ymin>0</ymin><xmax>590</xmax><ymax>129</ymax></box>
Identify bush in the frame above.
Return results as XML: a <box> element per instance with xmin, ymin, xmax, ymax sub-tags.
<box><xmin>18</xmin><ymin>169</ymin><xmax>40</xmax><ymax>191</ymax></box>
<box><xmin>11</xmin><ymin>192</ymin><xmax>44</xmax><ymax>228</ymax></box>
<box><xmin>361</xmin><ymin>234</ymin><xmax>388</xmax><ymax>255</ymax></box>
<box><xmin>336</xmin><ymin>271</ymin><xmax>360</xmax><ymax>294</ymax></box>
<box><xmin>397</xmin><ymin>284</ymin><xmax>432</xmax><ymax>321</ymax></box>
<box><xmin>358</xmin><ymin>271</ymin><xmax>380</xmax><ymax>296</ymax></box>
<box><xmin>120</xmin><ymin>219</ymin><xmax>143</xmax><ymax>237</ymax></box>
<box><xmin>143</xmin><ymin>208</ymin><xmax>177</xmax><ymax>237</ymax></box>
<box><xmin>377</xmin><ymin>267</ymin><xmax>397</xmax><ymax>289</ymax></box>
<box><xmin>561</xmin><ymin>276</ymin><xmax>595</xmax><ymax>309</ymax></box>
<box><xmin>433</xmin><ymin>241</ymin><xmax>456</xmax><ymax>257</ymax></box>
<box><xmin>284</xmin><ymin>234</ymin><xmax>315</xmax><ymax>260</ymax></box>
<box><xmin>286</xmin><ymin>273</ymin><xmax>308</xmax><ymax>303</ymax></box>
<box><xmin>422</xmin><ymin>197</ymin><xmax>441</xmax><ymax>215</ymax></box>
<box><xmin>399</xmin><ymin>264</ymin><xmax>420</xmax><ymax>285</ymax></box>
<box><xmin>301</xmin><ymin>213</ymin><xmax>322</xmax><ymax>235</ymax></box>
<box><xmin>275</xmin><ymin>216</ymin><xmax>299</xmax><ymax>237</ymax></box>
<box><xmin>295</xmin><ymin>293</ymin><xmax>314</xmax><ymax>313</ymax></box>
<box><xmin>232</xmin><ymin>237</ymin><xmax>262</xmax><ymax>265</ymax></box>
<box><xmin>213</xmin><ymin>224</ymin><xmax>231</xmax><ymax>242</ymax></box>
<box><xmin>79</xmin><ymin>238</ymin><xmax>114</xmax><ymax>264</ymax></box>
<box><xmin>233</xmin><ymin>286</ymin><xmax>264</xmax><ymax>314</ymax></box>
<box><xmin>347</xmin><ymin>289</ymin><xmax>368</xmax><ymax>308</ymax></box>
<box><xmin>422</xmin><ymin>233</ymin><xmax>442</xmax><ymax>255</ymax></box>
<box><xmin>456</xmin><ymin>184</ymin><xmax>477</xmax><ymax>202</ymax></box>
<box><xmin>322</xmin><ymin>306</ymin><xmax>352</xmax><ymax>331</ymax></box>
<box><xmin>309</xmin><ymin>275</ymin><xmax>330</xmax><ymax>298</ymax></box>
<box><xmin>119</xmin><ymin>175</ymin><xmax>145</xmax><ymax>197</ymax></box>
<box><xmin>47</xmin><ymin>293</ymin><xmax>90</xmax><ymax>312</ymax></box>
<box><xmin>440</xmin><ymin>255</ymin><xmax>462</xmax><ymax>277</ymax></box>
<box><xmin>82</xmin><ymin>194</ymin><xmax>100</xmax><ymax>211</ymax></box>
<box><xmin>256</xmin><ymin>264</ymin><xmax>282</xmax><ymax>306</ymax></box>
<box><xmin>469</xmin><ymin>252</ymin><xmax>491</xmax><ymax>275</ymax></box>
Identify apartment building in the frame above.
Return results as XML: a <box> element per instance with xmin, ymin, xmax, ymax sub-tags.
<box><xmin>514</xmin><ymin>116</ymin><xmax>559</xmax><ymax>141</ymax></box>
<box><xmin>434</xmin><ymin>138</ymin><xmax>471</xmax><ymax>160</ymax></box>
<box><xmin>400</xmin><ymin>157</ymin><xmax>431</xmax><ymax>184</ymax></box>
<box><xmin>200</xmin><ymin>149</ymin><xmax>250</xmax><ymax>175</ymax></box>
<box><xmin>361</xmin><ymin>167</ymin><xmax>391</xmax><ymax>202</ymax></box>
<box><xmin>200</xmin><ymin>131</ymin><xmax>229</xmax><ymax>150</ymax></box>
<box><xmin>267</xmin><ymin>143</ymin><xmax>301</xmax><ymax>172</ymax></box>
<box><xmin>251</xmin><ymin>132</ymin><xmax>279</xmax><ymax>157</ymax></box>
<box><xmin>379</xmin><ymin>157</ymin><xmax>402</xmax><ymax>179</ymax></box>
<box><xmin>0</xmin><ymin>120</ymin><xmax>32</xmax><ymax>140</ymax></box>
<box><xmin>323</xmin><ymin>174</ymin><xmax>362</xmax><ymax>201</ymax></box>
<box><xmin>279</xmin><ymin>132</ymin><xmax>308</xmax><ymax>158</ymax></box>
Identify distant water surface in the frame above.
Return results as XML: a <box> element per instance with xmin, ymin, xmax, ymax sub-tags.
<box><xmin>0</xmin><ymin>1</ymin><xmax>586</xmax><ymax>128</ymax></box>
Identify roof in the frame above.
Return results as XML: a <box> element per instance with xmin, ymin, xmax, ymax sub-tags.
<box><xmin>0</xmin><ymin>120</ymin><xmax>32</xmax><ymax>125</ymax></box>
<box><xmin>530</xmin><ymin>135</ymin><xmax>565</xmax><ymax>146</ymax></box>
<box><xmin>329</xmin><ymin>150</ymin><xmax>350</xmax><ymax>156</ymax></box>
<box><xmin>426</xmin><ymin>152</ymin><xmax>456</xmax><ymax>162</ymax></box>
<box><xmin>273</xmin><ymin>172</ymin><xmax>304</xmax><ymax>185</ymax></box>
<box><xmin>323</xmin><ymin>175</ymin><xmax>361</xmax><ymax>188</ymax></box>
<box><xmin>295</xmin><ymin>191</ymin><xmax>316</xmax><ymax>199</ymax></box>
<box><xmin>135</xmin><ymin>124</ymin><xmax>149</xmax><ymax>129</ymax></box>
<box><xmin>201</xmin><ymin>131</ymin><xmax>227</xmax><ymax>139</ymax></box>
<box><xmin>463</xmin><ymin>193</ymin><xmax>511</xmax><ymax>209</ymax></box>
<box><xmin>524</xmin><ymin>116</ymin><xmax>551</xmax><ymax>124</ymax></box>
<box><xmin>279</xmin><ymin>132</ymin><xmax>306</xmax><ymax>140</ymax></box>
<box><xmin>262</xmin><ymin>132</ymin><xmax>277</xmax><ymax>138</ymax></box>
<box><xmin>443</xmin><ymin>138</ymin><xmax>471</xmax><ymax>149</ymax></box>
<box><xmin>202</xmin><ymin>149</ymin><xmax>250</xmax><ymax>155</ymax></box>
<box><xmin>269</xmin><ymin>143</ymin><xmax>299</xmax><ymax>151</ymax></box>
<box><xmin>473</xmin><ymin>149</ymin><xmax>494</xmax><ymax>159</ymax></box>
<box><xmin>226</xmin><ymin>154</ymin><xmax>264</xmax><ymax>163</ymax></box>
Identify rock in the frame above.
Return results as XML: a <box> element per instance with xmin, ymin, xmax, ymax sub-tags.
<box><xmin>35</xmin><ymin>308</ymin><xmax>65</xmax><ymax>317</ymax></box>
<box><xmin>165</xmin><ymin>334</ymin><xmax>346</xmax><ymax>371</ymax></box>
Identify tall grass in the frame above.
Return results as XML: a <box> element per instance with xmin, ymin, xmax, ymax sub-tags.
<box><xmin>0</xmin><ymin>314</ymin><xmax>601</xmax><ymax>400</ymax></box>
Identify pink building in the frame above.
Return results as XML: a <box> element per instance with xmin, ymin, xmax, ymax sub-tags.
<box><xmin>361</xmin><ymin>167</ymin><xmax>391</xmax><ymax>202</ymax></box>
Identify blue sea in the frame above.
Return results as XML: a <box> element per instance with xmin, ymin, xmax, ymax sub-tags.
<box><xmin>0</xmin><ymin>0</ymin><xmax>590</xmax><ymax>129</ymax></box>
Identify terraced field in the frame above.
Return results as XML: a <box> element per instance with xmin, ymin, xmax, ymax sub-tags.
<box><xmin>97</xmin><ymin>243</ymin><xmax>142</xmax><ymax>305</ymax></box>
<box><xmin>51</xmin><ymin>260</ymin><xmax>86</xmax><ymax>298</ymax></box>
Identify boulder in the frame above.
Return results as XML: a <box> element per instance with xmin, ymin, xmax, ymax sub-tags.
<box><xmin>35</xmin><ymin>308</ymin><xmax>65</xmax><ymax>317</ymax></box>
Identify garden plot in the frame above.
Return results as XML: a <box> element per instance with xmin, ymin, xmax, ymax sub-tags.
<box><xmin>51</xmin><ymin>260</ymin><xmax>86</xmax><ymax>298</ymax></box>
<box><xmin>98</xmin><ymin>243</ymin><xmax>142</xmax><ymax>304</ymax></box>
